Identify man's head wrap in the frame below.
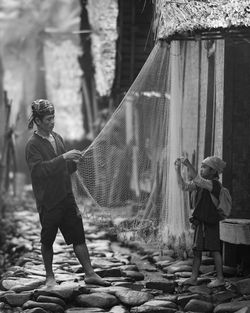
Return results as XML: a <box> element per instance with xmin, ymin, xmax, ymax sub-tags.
<box><xmin>28</xmin><ymin>99</ymin><xmax>54</xmax><ymax>129</ymax></box>
<box><xmin>202</xmin><ymin>156</ymin><xmax>226</xmax><ymax>174</ymax></box>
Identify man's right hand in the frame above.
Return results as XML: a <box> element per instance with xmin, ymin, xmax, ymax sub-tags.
<box><xmin>63</xmin><ymin>149</ymin><xmax>82</xmax><ymax>161</ymax></box>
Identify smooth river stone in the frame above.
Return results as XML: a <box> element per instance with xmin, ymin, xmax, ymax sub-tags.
<box><xmin>90</xmin><ymin>286</ymin><xmax>129</xmax><ymax>295</ymax></box>
<box><xmin>143</xmin><ymin>299</ymin><xmax>177</xmax><ymax>309</ymax></box>
<box><xmin>92</xmin><ymin>259</ymin><xmax>123</xmax><ymax>269</ymax></box>
<box><xmin>98</xmin><ymin>277</ymin><xmax>132</xmax><ymax>283</ymax></box>
<box><xmin>95</xmin><ymin>268</ymin><xmax>122</xmax><ymax>278</ymax></box>
<box><xmin>76</xmin><ymin>292</ymin><xmax>119</xmax><ymax>308</ymax></box>
<box><xmin>121</xmin><ymin>271</ymin><xmax>144</xmax><ymax>281</ymax></box>
<box><xmin>174</xmin><ymin>271</ymin><xmax>192</xmax><ymax>278</ymax></box>
<box><xmin>113</xmin><ymin>282</ymin><xmax>144</xmax><ymax>291</ymax></box>
<box><xmin>22</xmin><ymin>300</ymin><xmax>64</xmax><ymax>312</ymax></box>
<box><xmin>130</xmin><ymin>305</ymin><xmax>176</xmax><ymax>313</ymax></box>
<box><xmin>154</xmin><ymin>294</ymin><xmax>177</xmax><ymax>302</ymax></box>
<box><xmin>24</xmin><ymin>268</ymin><xmax>46</xmax><ymax>277</ymax></box>
<box><xmin>55</xmin><ymin>273</ymin><xmax>82</xmax><ymax>282</ymax></box>
<box><xmin>234</xmin><ymin>308</ymin><xmax>250</xmax><ymax>313</ymax></box>
<box><xmin>10</xmin><ymin>279</ymin><xmax>45</xmax><ymax>292</ymax></box>
<box><xmin>109</xmin><ymin>305</ymin><xmax>129</xmax><ymax>313</ymax></box>
<box><xmin>166</xmin><ymin>265</ymin><xmax>193</xmax><ymax>274</ymax></box>
<box><xmin>0</xmin><ymin>277</ymin><xmax>44</xmax><ymax>291</ymax></box>
<box><xmin>236</xmin><ymin>279</ymin><xmax>250</xmax><ymax>295</ymax></box>
<box><xmin>214</xmin><ymin>300</ymin><xmax>250</xmax><ymax>313</ymax></box>
<box><xmin>145</xmin><ymin>280</ymin><xmax>176</xmax><ymax>293</ymax></box>
<box><xmin>155</xmin><ymin>260</ymin><xmax>174</xmax><ymax>269</ymax></box>
<box><xmin>177</xmin><ymin>293</ymin><xmax>200</xmax><ymax>307</ymax></box>
<box><xmin>23</xmin><ymin>308</ymin><xmax>48</xmax><ymax>313</ymax></box>
<box><xmin>65</xmin><ymin>308</ymin><xmax>105</xmax><ymax>313</ymax></box>
<box><xmin>120</xmin><ymin>265</ymin><xmax>139</xmax><ymax>272</ymax></box>
<box><xmin>211</xmin><ymin>290</ymin><xmax>237</xmax><ymax>304</ymax></box>
<box><xmin>4</xmin><ymin>291</ymin><xmax>32</xmax><ymax>306</ymax></box>
<box><xmin>34</xmin><ymin>283</ymin><xmax>88</xmax><ymax>300</ymax></box>
<box><xmin>37</xmin><ymin>295</ymin><xmax>66</xmax><ymax>308</ymax></box>
<box><xmin>188</xmin><ymin>285</ymin><xmax>213</xmax><ymax>295</ymax></box>
<box><xmin>173</xmin><ymin>259</ymin><xmax>193</xmax><ymax>266</ymax></box>
<box><xmin>184</xmin><ymin>299</ymin><xmax>214</xmax><ymax>312</ymax></box>
<box><xmin>152</xmin><ymin>255</ymin><xmax>174</xmax><ymax>263</ymax></box>
<box><xmin>0</xmin><ymin>279</ymin><xmax>17</xmax><ymax>291</ymax></box>
<box><xmin>115</xmin><ymin>289</ymin><xmax>153</xmax><ymax>306</ymax></box>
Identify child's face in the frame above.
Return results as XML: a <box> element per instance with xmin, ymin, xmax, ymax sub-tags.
<box><xmin>200</xmin><ymin>163</ymin><xmax>214</xmax><ymax>179</ymax></box>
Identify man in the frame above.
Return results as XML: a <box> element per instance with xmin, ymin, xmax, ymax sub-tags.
<box><xmin>25</xmin><ymin>99</ymin><xmax>110</xmax><ymax>287</ymax></box>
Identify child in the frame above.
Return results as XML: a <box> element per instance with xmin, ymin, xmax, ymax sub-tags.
<box><xmin>174</xmin><ymin>156</ymin><xmax>226</xmax><ymax>288</ymax></box>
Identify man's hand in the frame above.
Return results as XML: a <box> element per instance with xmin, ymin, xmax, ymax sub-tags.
<box><xmin>63</xmin><ymin>149</ymin><xmax>82</xmax><ymax>162</ymax></box>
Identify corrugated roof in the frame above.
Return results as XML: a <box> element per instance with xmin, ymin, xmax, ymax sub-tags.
<box><xmin>154</xmin><ymin>0</ymin><xmax>250</xmax><ymax>39</ymax></box>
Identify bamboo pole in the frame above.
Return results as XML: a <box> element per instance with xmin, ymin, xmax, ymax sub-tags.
<box><xmin>0</xmin><ymin>95</ymin><xmax>12</xmax><ymax>193</ymax></box>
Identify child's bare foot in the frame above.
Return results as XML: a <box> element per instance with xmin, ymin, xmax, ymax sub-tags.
<box><xmin>84</xmin><ymin>273</ymin><xmax>111</xmax><ymax>287</ymax></box>
<box><xmin>182</xmin><ymin>277</ymin><xmax>198</xmax><ymax>286</ymax></box>
<box><xmin>207</xmin><ymin>279</ymin><xmax>225</xmax><ymax>288</ymax></box>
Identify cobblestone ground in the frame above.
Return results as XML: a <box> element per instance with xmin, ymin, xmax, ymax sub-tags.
<box><xmin>1</xmin><ymin>194</ymin><xmax>250</xmax><ymax>313</ymax></box>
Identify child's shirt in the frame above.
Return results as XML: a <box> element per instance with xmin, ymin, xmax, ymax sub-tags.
<box><xmin>180</xmin><ymin>175</ymin><xmax>221</xmax><ymax>225</ymax></box>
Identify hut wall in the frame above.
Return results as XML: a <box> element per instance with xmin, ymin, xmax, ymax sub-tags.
<box><xmin>181</xmin><ymin>41</ymin><xmax>208</xmax><ymax>165</ymax></box>
<box><xmin>114</xmin><ymin>0</ymin><xmax>154</xmax><ymax>102</ymax></box>
<box><xmin>214</xmin><ymin>40</ymin><xmax>224</xmax><ymax>158</ymax></box>
<box><xmin>223</xmin><ymin>39</ymin><xmax>250</xmax><ymax>219</ymax></box>
<box><xmin>180</xmin><ymin>39</ymin><xmax>224</xmax><ymax>168</ymax></box>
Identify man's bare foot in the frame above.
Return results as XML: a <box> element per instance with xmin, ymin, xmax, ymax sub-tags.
<box><xmin>182</xmin><ymin>277</ymin><xmax>198</xmax><ymax>286</ymax></box>
<box><xmin>84</xmin><ymin>273</ymin><xmax>111</xmax><ymax>287</ymax></box>
<box><xmin>207</xmin><ymin>279</ymin><xmax>225</xmax><ymax>288</ymax></box>
<box><xmin>45</xmin><ymin>275</ymin><xmax>57</xmax><ymax>288</ymax></box>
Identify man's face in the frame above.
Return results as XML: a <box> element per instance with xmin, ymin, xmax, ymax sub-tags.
<box><xmin>200</xmin><ymin>163</ymin><xmax>215</xmax><ymax>179</ymax></box>
<box><xmin>36</xmin><ymin>114</ymin><xmax>55</xmax><ymax>133</ymax></box>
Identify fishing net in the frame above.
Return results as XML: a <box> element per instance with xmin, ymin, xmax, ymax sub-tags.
<box><xmin>72</xmin><ymin>39</ymin><xmax>224</xmax><ymax>254</ymax></box>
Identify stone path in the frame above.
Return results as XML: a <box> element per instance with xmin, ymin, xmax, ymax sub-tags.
<box><xmin>1</xmin><ymin>197</ymin><xmax>250</xmax><ymax>313</ymax></box>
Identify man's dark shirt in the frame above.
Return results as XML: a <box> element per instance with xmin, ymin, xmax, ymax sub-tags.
<box><xmin>25</xmin><ymin>131</ymin><xmax>77</xmax><ymax>212</ymax></box>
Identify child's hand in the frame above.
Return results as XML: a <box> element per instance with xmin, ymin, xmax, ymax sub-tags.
<box><xmin>174</xmin><ymin>158</ymin><xmax>182</xmax><ymax>168</ymax></box>
<box><xmin>180</xmin><ymin>157</ymin><xmax>190</xmax><ymax>167</ymax></box>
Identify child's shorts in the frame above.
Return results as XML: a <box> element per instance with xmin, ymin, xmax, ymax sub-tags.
<box><xmin>39</xmin><ymin>194</ymin><xmax>85</xmax><ymax>246</ymax></box>
<box><xmin>193</xmin><ymin>222</ymin><xmax>221</xmax><ymax>251</ymax></box>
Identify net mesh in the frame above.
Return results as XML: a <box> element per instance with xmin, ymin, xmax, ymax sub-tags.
<box><xmin>72</xmin><ymin>40</ymin><xmax>197</xmax><ymax>254</ymax></box>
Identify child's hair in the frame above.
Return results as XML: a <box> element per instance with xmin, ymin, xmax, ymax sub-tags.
<box><xmin>202</xmin><ymin>156</ymin><xmax>226</xmax><ymax>174</ymax></box>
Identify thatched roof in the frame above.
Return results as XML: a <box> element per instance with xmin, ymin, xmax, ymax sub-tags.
<box><xmin>154</xmin><ymin>0</ymin><xmax>250</xmax><ymax>39</ymax></box>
